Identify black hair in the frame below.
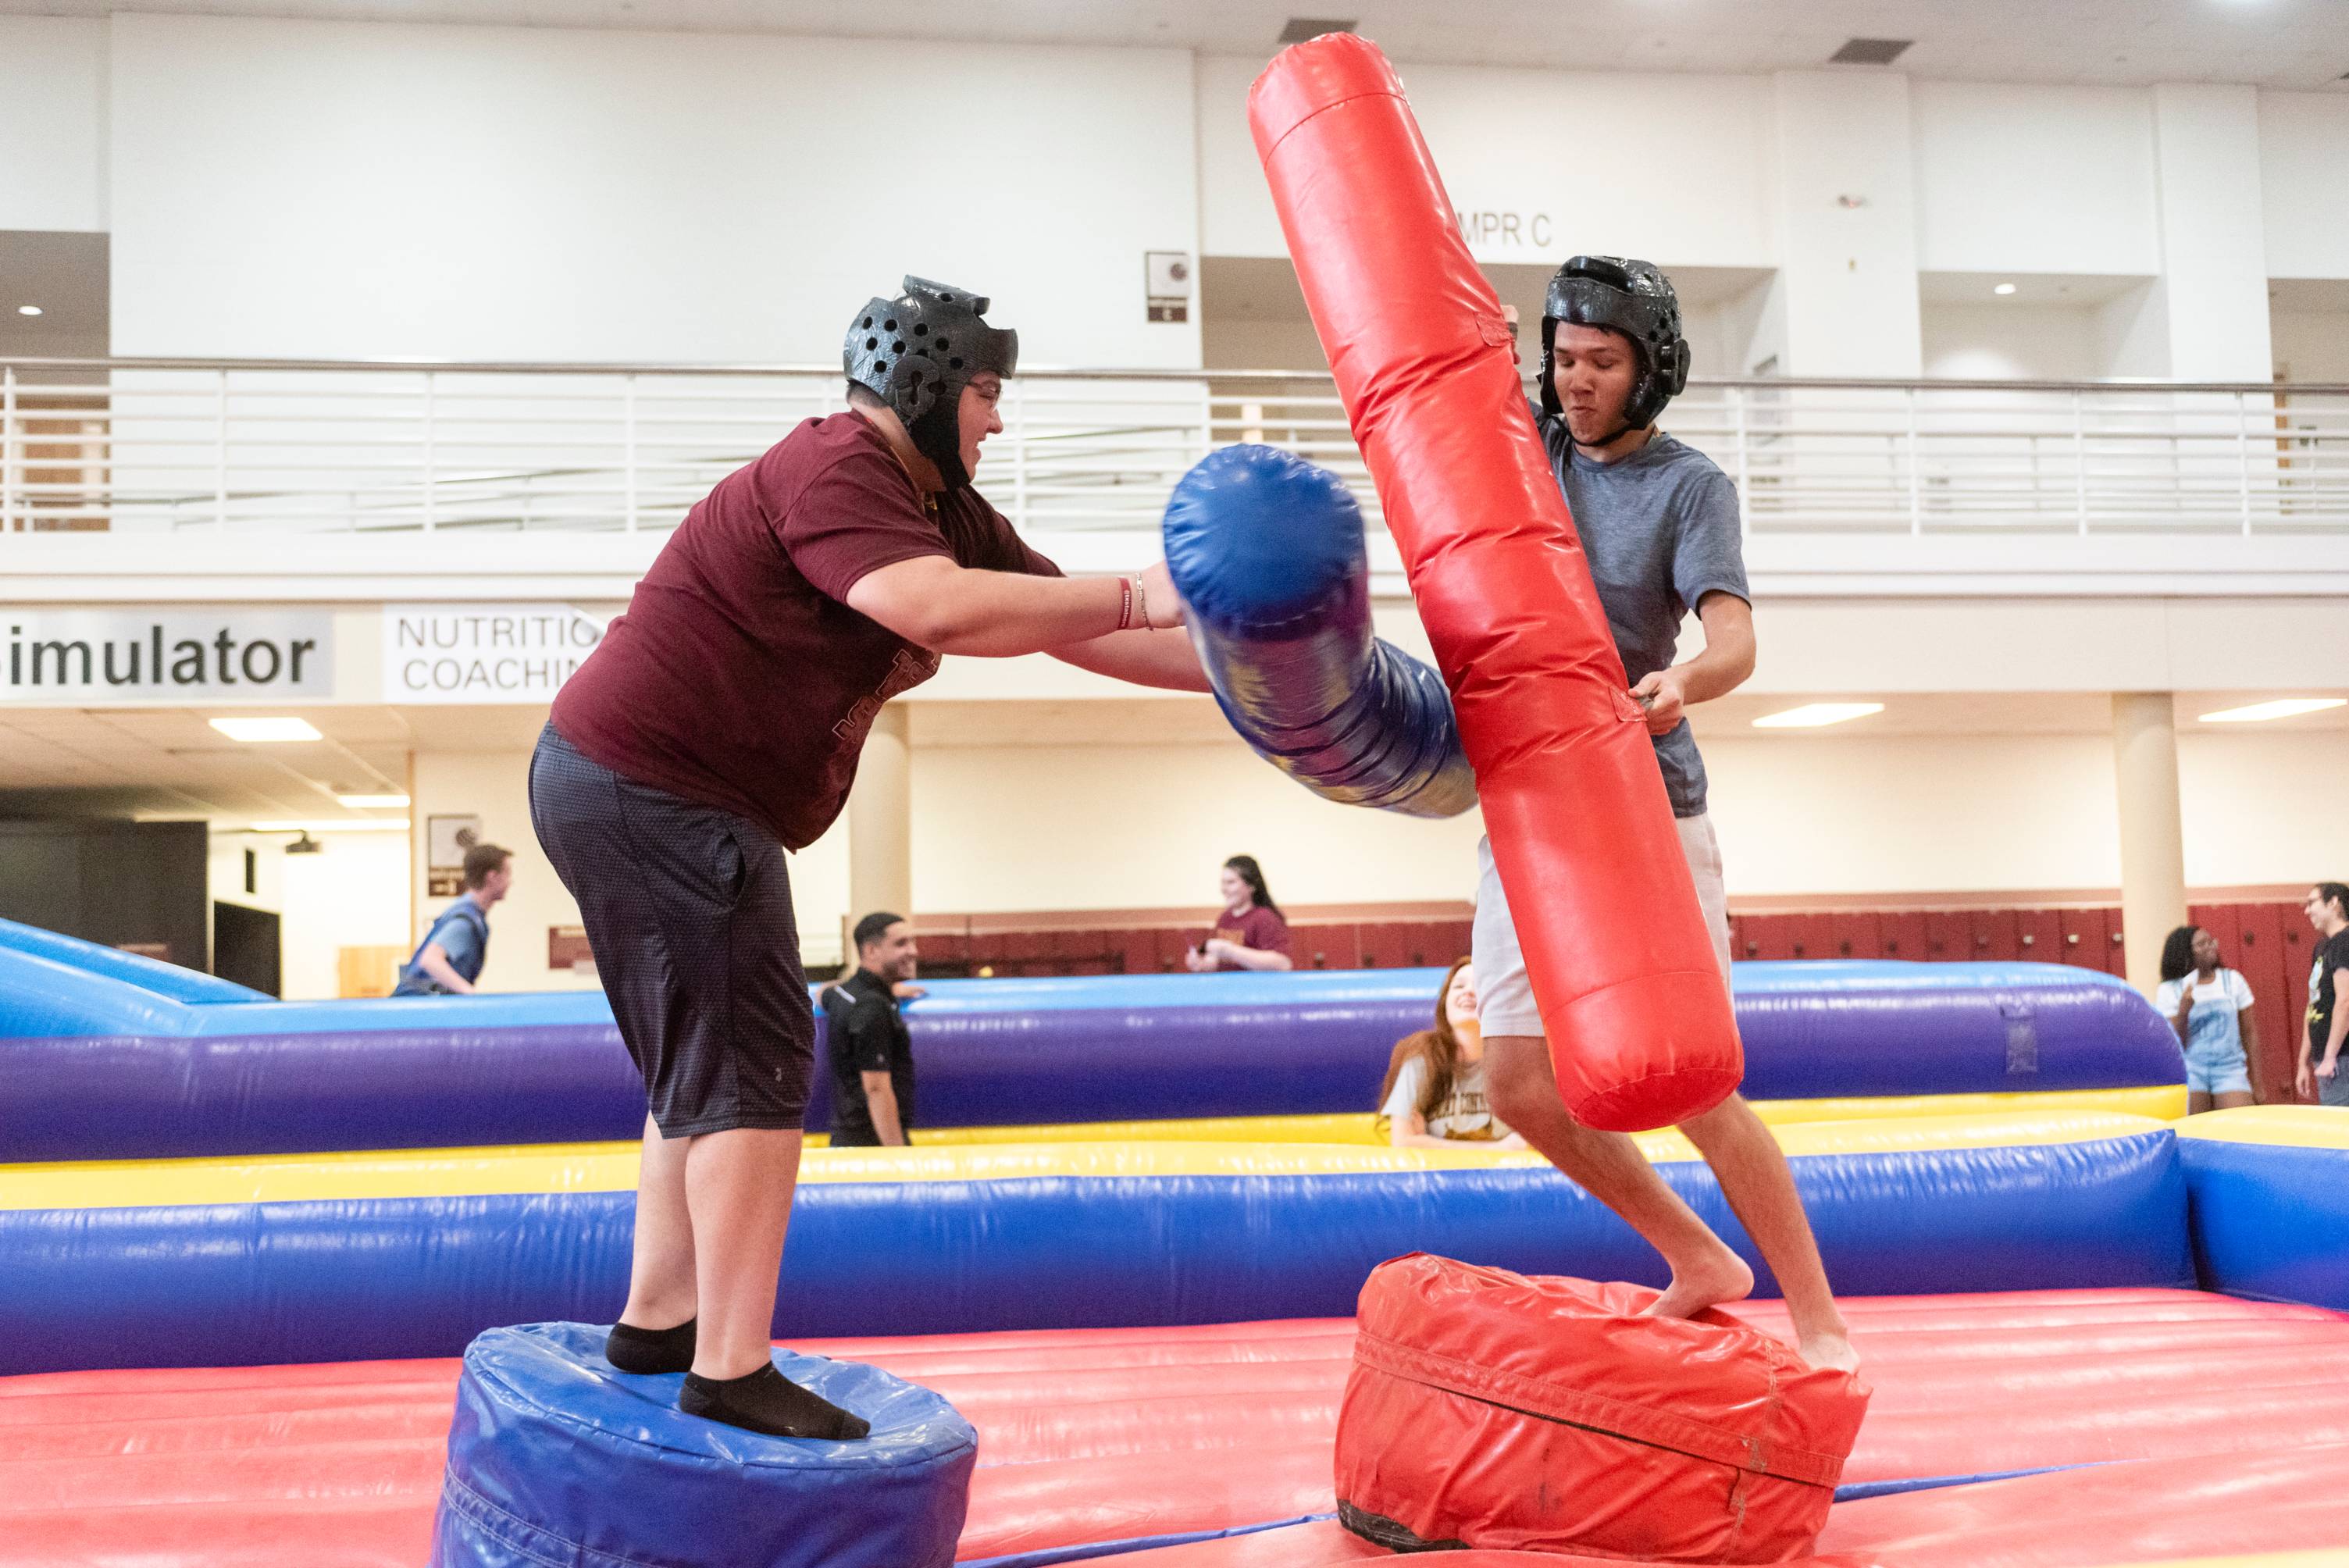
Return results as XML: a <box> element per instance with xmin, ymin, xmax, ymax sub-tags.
<box><xmin>2318</xmin><ymin>883</ymin><xmax>2349</xmax><ymax>921</ymax></box>
<box><xmin>1223</xmin><ymin>855</ymin><xmax>1279</xmax><ymax>918</ymax></box>
<box><xmin>853</xmin><ymin>911</ymin><xmax>906</xmax><ymax>954</ymax></box>
<box><xmin>462</xmin><ymin>843</ymin><xmax>511</xmax><ymax>889</ymax></box>
<box><xmin>2158</xmin><ymin>925</ymin><xmax>2201</xmax><ymax>985</ymax></box>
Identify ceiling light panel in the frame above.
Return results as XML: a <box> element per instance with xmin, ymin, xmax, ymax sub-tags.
<box><xmin>1752</xmin><ymin>702</ymin><xmax>1887</xmax><ymax>729</ymax></box>
<box><xmin>2197</xmin><ymin>697</ymin><xmax>2347</xmax><ymax>724</ymax></box>
<box><xmin>209</xmin><ymin>717</ymin><xmax>323</xmax><ymax>743</ymax></box>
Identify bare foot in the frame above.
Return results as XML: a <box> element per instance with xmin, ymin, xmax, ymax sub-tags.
<box><xmin>1641</xmin><ymin>1244</ymin><xmax>1755</xmax><ymax>1320</ymax></box>
<box><xmin>1798</xmin><ymin>1328</ymin><xmax>1861</xmax><ymax>1376</ymax></box>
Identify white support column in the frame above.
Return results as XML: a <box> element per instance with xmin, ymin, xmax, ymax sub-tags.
<box><xmin>2112</xmin><ymin>692</ymin><xmax>2189</xmax><ymax>995</ymax></box>
<box><xmin>2150</xmin><ymin>84</ymin><xmax>2275</xmax><ymax>383</ymax></box>
<box><xmin>1768</xmin><ymin>72</ymin><xmax>1925</xmax><ymax>378</ymax></box>
<box><xmin>847</xmin><ymin>704</ymin><xmax>914</xmax><ymax>940</ymax></box>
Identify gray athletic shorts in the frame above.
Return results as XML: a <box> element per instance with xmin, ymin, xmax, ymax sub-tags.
<box><xmin>529</xmin><ymin>724</ymin><xmax>814</xmax><ymax>1138</ymax></box>
<box><xmin>1473</xmin><ymin>812</ymin><xmax>1732</xmax><ymax>1040</ymax></box>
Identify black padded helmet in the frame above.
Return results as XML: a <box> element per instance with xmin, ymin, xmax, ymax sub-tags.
<box><xmin>843</xmin><ymin>276</ymin><xmax>1018</xmax><ymax>490</ymax></box>
<box><xmin>1539</xmin><ymin>255</ymin><xmax>1689</xmax><ymax>437</ymax></box>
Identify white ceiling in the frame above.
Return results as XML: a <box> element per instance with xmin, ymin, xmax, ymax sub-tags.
<box><xmin>0</xmin><ymin>704</ymin><xmax>544</xmax><ymax>826</ymax></box>
<box><xmin>2</xmin><ymin>692</ymin><xmax>2340</xmax><ymax>827</ymax></box>
<box><xmin>1916</xmin><ymin>271</ymin><xmax>2153</xmax><ymax>307</ymax></box>
<box><xmin>6</xmin><ymin>1</ymin><xmax>2348</xmax><ymax>89</ymax></box>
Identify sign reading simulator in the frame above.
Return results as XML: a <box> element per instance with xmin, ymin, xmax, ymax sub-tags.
<box><xmin>2</xmin><ymin>611</ymin><xmax>333</xmax><ymax>702</ymax></box>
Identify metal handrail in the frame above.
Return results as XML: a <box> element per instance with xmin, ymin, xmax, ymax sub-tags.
<box><xmin>4</xmin><ymin>358</ymin><xmax>2346</xmax><ymax>543</ymax></box>
<box><xmin>4</xmin><ymin>355</ymin><xmax>2344</xmax><ymax>397</ymax></box>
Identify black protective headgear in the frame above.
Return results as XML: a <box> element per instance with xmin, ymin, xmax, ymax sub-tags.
<box><xmin>843</xmin><ymin>276</ymin><xmax>1018</xmax><ymax>490</ymax></box>
<box><xmin>1539</xmin><ymin>255</ymin><xmax>1689</xmax><ymax>440</ymax></box>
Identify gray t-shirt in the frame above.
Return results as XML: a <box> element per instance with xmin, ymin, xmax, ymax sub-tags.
<box><xmin>1532</xmin><ymin>406</ymin><xmax>1750</xmax><ymax>817</ymax></box>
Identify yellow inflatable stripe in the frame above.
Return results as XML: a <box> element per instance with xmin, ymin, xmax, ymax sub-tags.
<box><xmin>1756</xmin><ymin>1085</ymin><xmax>2186</xmax><ymax>1124</ymax></box>
<box><xmin>0</xmin><ymin>1110</ymin><xmax>2167</xmax><ymax>1213</ymax></box>
<box><xmin>2173</xmin><ymin>1103</ymin><xmax>2349</xmax><ymax>1151</ymax></box>
<box><xmin>815</xmin><ymin>1086</ymin><xmax>2184</xmax><ymax>1151</ymax></box>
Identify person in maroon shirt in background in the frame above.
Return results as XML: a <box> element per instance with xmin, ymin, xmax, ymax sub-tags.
<box><xmin>1186</xmin><ymin>853</ymin><xmax>1295</xmax><ymax>972</ymax></box>
<box><xmin>531</xmin><ymin>277</ymin><xmax>1208</xmax><ymax>1440</ymax></box>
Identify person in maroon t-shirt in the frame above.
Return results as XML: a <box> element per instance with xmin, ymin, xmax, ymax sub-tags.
<box><xmin>1186</xmin><ymin>853</ymin><xmax>1295</xmax><ymax>972</ymax></box>
<box><xmin>529</xmin><ymin>277</ymin><xmax>1207</xmax><ymax>1440</ymax></box>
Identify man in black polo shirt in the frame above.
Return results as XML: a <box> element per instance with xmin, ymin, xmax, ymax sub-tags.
<box><xmin>823</xmin><ymin>912</ymin><xmax>921</xmax><ymax>1146</ymax></box>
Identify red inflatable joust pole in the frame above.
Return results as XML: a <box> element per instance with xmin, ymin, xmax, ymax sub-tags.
<box><xmin>1248</xmin><ymin>34</ymin><xmax>1740</xmax><ymax>1131</ymax></box>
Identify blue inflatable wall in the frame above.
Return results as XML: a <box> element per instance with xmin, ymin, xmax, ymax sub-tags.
<box><xmin>0</xmin><ymin>1116</ymin><xmax>2192</xmax><ymax>1374</ymax></box>
<box><xmin>2</xmin><ymin>918</ymin><xmax>2183</xmax><ymax>1160</ymax></box>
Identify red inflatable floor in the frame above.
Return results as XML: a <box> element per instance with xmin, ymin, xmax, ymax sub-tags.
<box><xmin>2</xmin><ymin>1289</ymin><xmax>2344</xmax><ymax>1566</ymax></box>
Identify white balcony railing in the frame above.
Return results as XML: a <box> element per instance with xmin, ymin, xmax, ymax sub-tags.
<box><xmin>3</xmin><ymin>358</ymin><xmax>2346</xmax><ymax>540</ymax></box>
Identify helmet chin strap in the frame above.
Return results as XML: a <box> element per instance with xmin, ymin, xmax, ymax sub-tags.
<box><xmin>1571</xmin><ymin>414</ymin><xmax>1640</xmax><ymax>452</ymax></box>
<box><xmin>908</xmin><ymin>397</ymin><xmax>970</xmax><ymax>492</ymax></box>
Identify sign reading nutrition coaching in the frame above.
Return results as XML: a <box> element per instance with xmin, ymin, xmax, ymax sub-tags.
<box><xmin>383</xmin><ymin>604</ymin><xmax>605</xmax><ymax>704</ymax></box>
<box><xmin>1</xmin><ymin>609</ymin><xmax>333</xmax><ymax>704</ymax></box>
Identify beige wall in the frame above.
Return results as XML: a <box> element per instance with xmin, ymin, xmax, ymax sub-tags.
<box><xmin>911</xmin><ymin>741</ymin><xmax>1490</xmax><ymax>917</ymax></box>
<box><xmin>408</xmin><ymin>750</ymin><xmax>595</xmax><ymax>996</ymax></box>
<box><xmin>388</xmin><ymin>715</ymin><xmax>2349</xmax><ymax>992</ymax></box>
<box><xmin>212</xmin><ymin>827</ymin><xmax>411</xmax><ymax>1000</ymax></box>
<box><xmin>281</xmin><ymin>832</ymin><xmax>411</xmax><ymax>1000</ymax></box>
<box><xmin>405</xmin><ymin>747</ymin><xmax>857</xmax><ymax>989</ymax></box>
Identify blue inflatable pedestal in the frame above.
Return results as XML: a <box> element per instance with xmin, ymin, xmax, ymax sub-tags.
<box><xmin>433</xmin><ymin>1324</ymin><xmax>978</xmax><ymax>1568</ymax></box>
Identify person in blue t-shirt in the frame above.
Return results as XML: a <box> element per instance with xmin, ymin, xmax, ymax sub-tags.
<box><xmin>393</xmin><ymin>843</ymin><xmax>512</xmax><ymax>995</ymax></box>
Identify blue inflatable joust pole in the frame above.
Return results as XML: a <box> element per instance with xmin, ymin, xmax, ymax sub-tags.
<box><xmin>1161</xmin><ymin>444</ymin><xmax>1475</xmax><ymax>818</ymax></box>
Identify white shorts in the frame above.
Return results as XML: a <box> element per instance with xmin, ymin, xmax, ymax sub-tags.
<box><xmin>1472</xmin><ymin>813</ymin><xmax>1731</xmax><ymax>1039</ymax></box>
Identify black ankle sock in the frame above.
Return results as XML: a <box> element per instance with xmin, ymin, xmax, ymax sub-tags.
<box><xmin>604</xmin><ymin>1318</ymin><xmax>697</xmax><ymax>1375</ymax></box>
<box><xmin>680</xmin><ymin>1363</ymin><xmax>870</xmax><ymax>1441</ymax></box>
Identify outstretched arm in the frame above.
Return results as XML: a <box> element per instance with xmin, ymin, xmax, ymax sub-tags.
<box><xmin>1051</xmin><ymin>629</ymin><xmax>1212</xmax><ymax>692</ymax></box>
<box><xmin>845</xmin><ymin>558</ymin><xmax>1182</xmax><ymax>657</ymax></box>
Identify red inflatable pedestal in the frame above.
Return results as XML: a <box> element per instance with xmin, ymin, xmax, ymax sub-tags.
<box><xmin>1335</xmin><ymin>1256</ymin><xmax>1869</xmax><ymax>1563</ymax></box>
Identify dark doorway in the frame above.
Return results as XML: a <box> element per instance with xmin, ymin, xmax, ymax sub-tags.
<box><xmin>212</xmin><ymin>900</ymin><xmax>282</xmax><ymax>997</ymax></box>
<box><xmin>0</xmin><ymin>818</ymin><xmax>209</xmax><ymax>969</ymax></box>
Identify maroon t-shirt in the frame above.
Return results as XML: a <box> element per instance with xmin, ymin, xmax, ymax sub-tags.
<box><xmin>1203</xmin><ymin>904</ymin><xmax>1293</xmax><ymax>970</ymax></box>
<box><xmin>553</xmin><ymin>412</ymin><xmax>1059</xmax><ymax>850</ymax></box>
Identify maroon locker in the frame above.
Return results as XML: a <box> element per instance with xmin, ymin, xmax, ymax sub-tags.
<box><xmin>1880</xmin><ymin>911</ymin><xmax>1928</xmax><ymax>962</ymax></box>
<box><xmin>1970</xmin><ymin>908</ymin><xmax>2022</xmax><ymax>962</ymax></box>
<box><xmin>1441</xmin><ymin>919</ymin><xmax>1475</xmax><ymax>965</ymax></box>
<box><xmin>1787</xmin><ymin>914</ymin><xmax>1836</xmax><ymax>960</ymax></box>
<box><xmin>1399</xmin><ymin>920</ymin><xmax>1456</xmax><ymax>967</ymax></box>
<box><xmin>1356</xmin><ymin>922</ymin><xmax>1403</xmax><ymax>969</ymax></box>
<box><xmin>1747</xmin><ymin>914</ymin><xmax>1798</xmax><ymax>961</ymax></box>
<box><xmin>1727</xmin><ymin>914</ymin><xmax>1753</xmax><ymax>961</ymax></box>
<box><xmin>1923</xmin><ymin>911</ymin><xmax>1967</xmax><ymax>963</ymax></box>
<box><xmin>1122</xmin><ymin>927</ymin><xmax>1152</xmax><ymax>974</ymax></box>
<box><xmin>1317</xmin><ymin>923</ymin><xmax>1363</xmax><ymax>971</ymax></box>
<box><xmin>2019</xmin><ymin>908</ymin><xmax>2061</xmax><ymax>966</ymax></box>
<box><xmin>1057</xmin><ymin>928</ymin><xmax>1106</xmax><ymax>975</ymax></box>
<box><xmin>921</xmin><ymin>930</ymin><xmax>968</xmax><ymax>973</ymax></box>
<box><xmin>1004</xmin><ymin>929</ymin><xmax>1049</xmax><ymax>976</ymax></box>
<box><xmin>2239</xmin><ymin>902</ymin><xmax>2300</xmax><ymax>1103</ymax></box>
<box><xmin>1828</xmin><ymin>913</ymin><xmax>1880</xmax><ymax>960</ymax></box>
<box><xmin>1155</xmin><ymin>927</ymin><xmax>1195</xmax><ymax>973</ymax></box>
